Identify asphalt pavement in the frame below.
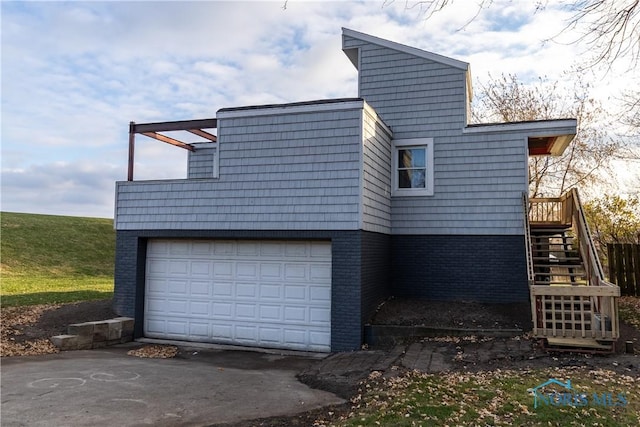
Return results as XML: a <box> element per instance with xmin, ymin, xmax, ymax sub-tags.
<box><xmin>1</xmin><ymin>346</ymin><xmax>344</xmax><ymax>427</ymax></box>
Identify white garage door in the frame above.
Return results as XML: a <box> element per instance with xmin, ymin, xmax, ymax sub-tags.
<box><xmin>144</xmin><ymin>240</ymin><xmax>332</xmax><ymax>352</ymax></box>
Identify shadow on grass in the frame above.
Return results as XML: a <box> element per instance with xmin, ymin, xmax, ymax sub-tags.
<box><xmin>1</xmin><ymin>291</ymin><xmax>114</xmax><ymax>307</ymax></box>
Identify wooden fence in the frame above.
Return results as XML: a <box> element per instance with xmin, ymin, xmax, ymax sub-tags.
<box><xmin>607</xmin><ymin>243</ymin><xmax>640</xmax><ymax>296</ymax></box>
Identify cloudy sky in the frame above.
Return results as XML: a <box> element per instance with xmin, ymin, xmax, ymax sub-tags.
<box><xmin>1</xmin><ymin>0</ymin><xmax>636</xmax><ymax>218</ymax></box>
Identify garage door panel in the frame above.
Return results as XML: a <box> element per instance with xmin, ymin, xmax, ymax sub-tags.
<box><xmin>213</xmin><ymin>262</ymin><xmax>234</xmax><ymax>278</ymax></box>
<box><xmin>211</xmin><ymin>323</ymin><xmax>233</xmax><ymax>340</ymax></box>
<box><xmin>190</xmin><ymin>301</ymin><xmax>209</xmax><ymax>316</ymax></box>
<box><xmin>189</xmin><ymin>281</ymin><xmax>210</xmax><ymax>296</ymax></box>
<box><xmin>212</xmin><ymin>302</ymin><xmax>232</xmax><ymax>317</ymax></box>
<box><xmin>235</xmin><ymin>325</ymin><xmax>258</xmax><ymax>342</ymax></box>
<box><xmin>166</xmin><ymin>320</ymin><xmax>188</xmax><ymax>335</ymax></box>
<box><xmin>167</xmin><ymin>299</ymin><xmax>188</xmax><ymax>315</ymax></box>
<box><xmin>259</xmin><ymin>327</ymin><xmax>283</xmax><ymax>344</ymax></box>
<box><xmin>259</xmin><ymin>284</ymin><xmax>282</xmax><ymax>299</ymax></box>
<box><xmin>168</xmin><ymin>241</ymin><xmax>190</xmax><ymax>255</ymax></box>
<box><xmin>310</xmin><ymin>242</ymin><xmax>331</xmax><ymax>258</ymax></box>
<box><xmin>147</xmin><ymin>260</ymin><xmax>168</xmax><ymax>275</ymax></box>
<box><xmin>285</xmin><ymin>242</ymin><xmax>308</xmax><ymax>257</ymax></box>
<box><xmin>309</xmin><ymin>331</ymin><xmax>331</xmax><ymax>348</ymax></box>
<box><xmin>192</xmin><ymin>241</ymin><xmax>213</xmax><ymax>255</ymax></box>
<box><xmin>189</xmin><ymin>322</ymin><xmax>209</xmax><ymax>337</ymax></box>
<box><xmin>284</xmin><ymin>264</ymin><xmax>307</xmax><ymax>280</ymax></box>
<box><xmin>168</xmin><ymin>260</ymin><xmax>189</xmax><ymax>275</ymax></box>
<box><xmin>260</xmin><ymin>263</ymin><xmax>282</xmax><ymax>280</ymax></box>
<box><xmin>259</xmin><ymin>305</ymin><xmax>282</xmax><ymax>321</ymax></box>
<box><xmin>236</xmin><ymin>283</ymin><xmax>257</xmax><ymax>298</ymax></box>
<box><xmin>284</xmin><ymin>285</ymin><xmax>306</xmax><ymax>301</ymax></box>
<box><xmin>212</xmin><ymin>282</ymin><xmax>233</xmax><ymax>297</ymax></box>
<box><xmin>235</xmin><ymin>303</ymin><xmax>257</xmax><ymax>320</ymax></box>
<box><xmin>145</xmin><ymin>239</ymin><xmax>331</xmax><ymax>352</ymax></box>
<box><xmin>236</xmin><ymin>263</ymin><xmax>258</xmax><ymax>279</ymax></box>
<box><xmin>147</xmin><ymin>279</ymin><xmax>167</xmax><ymax>294</ymax></box>
<box><xmin>237</xmin><ymin>242</ymin><xmax>260</xmax><ymax>256</ymax></box>
<box><xmin>283</xmin><ymin>328</ymin><xmax>307</xmax><ymax>346</ymax></box>
<box><xmin>190</xmin><ymin>261</ymin><xmax>211</xmax><ymax>277</ymax></box>
<box><xmin>284</xmin><ymin>306</ymin><xmax>307</xmax><ymax>322</ymax></box>
<box><xmin>146</xmin><ymin>319</ymin><xmax>166</xmax><ymax>334</ymax></box>
<box><xmin>146</xmin><ymin>297</ymin><xmax>167</xmax><ymax>313</ymax></box>
<box><xmin>310</xmin><ymin>285</ymin><xmax>331</xmax><ymax>302</ymax></box>
<box><xmin>167</xmin><ymin>280</ymin><xmax>188</xmax><ymax>295</ymax></box>
<box><xmin>309</xmin><ymin>307</ymin><xmax>331</xmax><ymax>324</ymax></box>
<box><xmin>310</xmin><ymin>264</ymin><xmax>331</xmax><ymax>281</ymax></box>
<box><xmin>260</xmin><ymin>242</ymin><xmax>284</xmax><ymax>257</ymax></box>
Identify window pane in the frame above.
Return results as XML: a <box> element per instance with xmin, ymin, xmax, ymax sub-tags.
<box><xmin>398</xmin><ymin>148</ymin><xmax>426</xmax><ymax>168</ymax></box>
<box><xmin>398</xmin><ymin>169</ymin><xmax>426</xmax><ymax>189</ymax></box>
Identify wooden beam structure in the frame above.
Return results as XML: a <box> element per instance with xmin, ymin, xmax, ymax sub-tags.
<box><xmin>141</xmin><ymin>132</ymin><xmax>196</xmax><ymax>151</ymax></box>
<box><xmin>126</xmin><ymin>118</ymin><xmax>217</xmax><ymax>181</ymax></box>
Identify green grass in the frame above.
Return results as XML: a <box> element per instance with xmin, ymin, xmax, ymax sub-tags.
<box><xmin>324</xmin><ymin>367</ymin><xmax>639</xmax><ymax>427</ymax></box>
<box><xmin>1</xmin><ymin>212</ymin><xmax>115</xmax><ymax>307</ymax></box>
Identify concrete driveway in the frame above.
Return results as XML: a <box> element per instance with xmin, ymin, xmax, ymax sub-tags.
<box><xmin>1</xmin><ymin>345</ymin><xmax>344</xmax><ymax>427</ymax></box>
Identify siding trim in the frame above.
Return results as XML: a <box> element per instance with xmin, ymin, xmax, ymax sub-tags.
<box><xmin>463</xmin><ymin>119</ymin><xmax>577</xmax><ymax>135</ymax></box>
<box><xmin>342</xmin><ymin>27</ymin><xmax>469</xmax><ymax>71</ymax></box>
<box><xmin>217</xmin><ymin>99</ymin><xmax>365</xmax><ymax>119</ymax></box>
<box><xmin>358</xmin><ymin>109</ymin><xmax>365</xmax><ymax>230</ymax></box>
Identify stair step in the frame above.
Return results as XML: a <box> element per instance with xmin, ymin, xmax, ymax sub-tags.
<box><xmin>545</xmin><ymin>338</ymin><xmax>614</xmax><ymax>352</ymax></box>
<box><xmin>534</xmin><ymin>281</ymin><xmax>588</xmax><ymax>285</ymax></box>
<box><xmin>534</xmin><ymin>272</ymin><xmax>586</xmax><ymax>277</ymax></box>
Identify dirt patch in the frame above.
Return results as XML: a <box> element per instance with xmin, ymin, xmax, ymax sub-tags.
<box><xmin>371</xmin><ymin>297</ymin><xmax>532</xmax><ymax>330</ymax></box>
<box><xmin>1</xmin><ymin>299</ymin><xmax>117</xmax><ymax>357</ymax></box>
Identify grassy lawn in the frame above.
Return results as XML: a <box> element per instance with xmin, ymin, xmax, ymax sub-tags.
<box><xmin>1</xmin><ymin>212</ymin><xmax>115</xmax><ymax>307</ymax></box>
<box><xmin>321</xmin><ymin>367</ymin><xmax>639</xmax><ymax>427</ymax></box>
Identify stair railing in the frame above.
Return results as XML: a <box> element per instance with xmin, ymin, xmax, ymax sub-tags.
<box><xmin>523</xmin><ymin>192</ymin><xmax>535</xmax><ymax>286</ymax></box>
<box><xmin>569</xmin><ymin>188</ymin><xmax>605</xmax><ymax>285</ymax></box>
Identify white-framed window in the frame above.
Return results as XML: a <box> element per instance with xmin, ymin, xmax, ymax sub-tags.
<box><xmin>392</xmin><ymin>138</ymin><xmax>434</xmax><ymax>196</ymax></box>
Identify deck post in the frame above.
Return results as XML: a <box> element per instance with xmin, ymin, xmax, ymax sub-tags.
<box><xmin>127</xmin><ymin>121</ymin><xmax>135</xmax><ymax>181</ymax></box>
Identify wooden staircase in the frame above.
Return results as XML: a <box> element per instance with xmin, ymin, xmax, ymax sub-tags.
<box><xmin>531</xmin><ymin>225</ymin><xmax>585</xmax><ymax>287</ymax></box>
<box><xmin>526</xmin><ymin>190</ymin><xmax>620</xmax><ymax>353</ymax></box>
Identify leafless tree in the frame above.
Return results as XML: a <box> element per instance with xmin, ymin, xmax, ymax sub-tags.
<box><xmin>472</xmin><ymin>73</ymin><xmax>621</xmax><ymax>197</ymax></box>
<box><xmin>383</xmin><ymin>0</ymin><xmax>640</xmax><ymax>69</ymax></box>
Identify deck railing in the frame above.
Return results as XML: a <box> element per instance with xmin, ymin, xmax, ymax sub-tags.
<box><xmin>529</xmin><ymin>189</ymin><xmax>620</xmax><ymax>342</ymax></box>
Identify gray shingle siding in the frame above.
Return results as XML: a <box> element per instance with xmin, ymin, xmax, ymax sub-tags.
<box><xmin>361</xmin><ymin>107</ymin><xmax>392</xmax><ymax>234</ymax></box>
<box><xmin>391</xmin><ymin>131</ymin><xmax>528</xmax><ymax>235</ymax></box>
<box><xmin>187</xmin><ymin>143</ymin><xmax>216</xmax><ymax>179</ymax></box>
<box><xmin>343</xmin><ymin>35</ymin><xmax>468</xmax><ymax>139</ymax></box>
<box><xmin>116</xmin><ymin>104</ymin><xmax>365</xmax><ymax>231</ymax></box>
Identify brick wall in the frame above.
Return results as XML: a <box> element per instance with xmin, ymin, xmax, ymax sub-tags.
<box><xmin>391</xmin><ymin>234</ymin><xmax>528</xmax><ymax>303</ymax></box>
<box><xmin>361</xmin><ymin>232</ymin><xmax>391</xmax><ymax>323</ymax></box>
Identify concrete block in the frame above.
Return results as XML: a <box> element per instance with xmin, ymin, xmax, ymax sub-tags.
<box><xmin>106</xmin><ymin>320</ymin><xmax>122</xmax><ymax>340</ymax></box>
<box><xmin>115</xmin><ymin>317</ymin><xmax>135</xmax><ymax>334</ymax></box>
<box><xmin>68</xmin><ymin>323</ymin><xmax>94</xmax><ymax>337</ymax></box>
<box><xmin>50</xmin><ymin>335</ymin><xmax>78</xmax><ymax>351</ymax></box>
<box><xmin>76</xmin><ymin>334</ymin><xmax>93</xmax><ymax>350</ymax></box>
<box><xmin>91</xmin><ymin>341</ymin><xmax>107</xmax><ymax>349</ymax></box>
<box><xmin>92</xmin><ymin>322</ymin><xmax>109</xmax><ymax>342</ymax></box>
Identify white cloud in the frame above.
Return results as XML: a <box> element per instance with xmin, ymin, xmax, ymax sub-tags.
<box><xmin>1</xmin><ymin>0</ymin><xmax>637</xmax><ymax>219</ymax></box>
